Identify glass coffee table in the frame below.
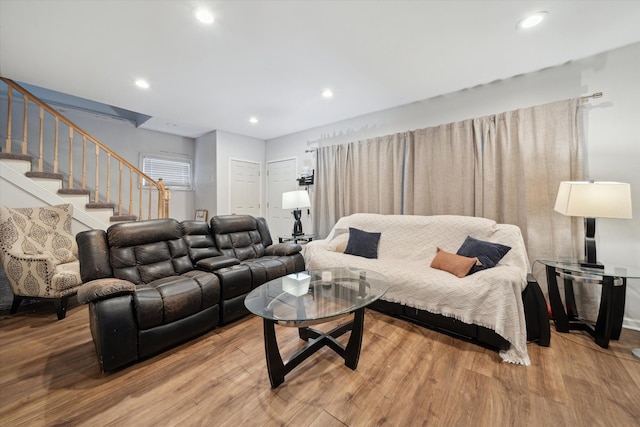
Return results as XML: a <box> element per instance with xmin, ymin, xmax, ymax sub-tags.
<box><xmin>244</xmin><ymin>267</ymin><xmax>389</xmax><ymax>388</ymax></box>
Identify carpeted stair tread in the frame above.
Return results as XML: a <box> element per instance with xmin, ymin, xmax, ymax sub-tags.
<box><xmin>25</xmin><ymin>171</ymin><xmax>64</xmax><ymax>180</ymax></box>
<box><xmin>111</xmin><ymin>215</ymin><xmax>137</xmax><ymax>222</ymax></box>
<box><xmin>86</xmin><ymin>203</ymin><xmax>116</xmax><ymax>209</ymax></box>
<box><xmin>58</xmin><ymin>188</ymin><xmax>91</xmax><ymax>195</ymax></box>
<box><xmin>0</xmin><ymin>152</ymin><xmax>33</xmax><ymax>162</ymax></box>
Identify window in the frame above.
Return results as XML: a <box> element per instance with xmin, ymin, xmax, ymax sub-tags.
<box><xmin>141</xmin><ymin>155</ymin><xmax>192</xmax><ymax>191</ymax></box>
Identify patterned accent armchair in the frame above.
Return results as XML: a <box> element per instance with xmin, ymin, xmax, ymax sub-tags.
<box><xmin>0</xmin><ymin>204</ymin><xmax>82</xmax><ymax>319</ymax></box>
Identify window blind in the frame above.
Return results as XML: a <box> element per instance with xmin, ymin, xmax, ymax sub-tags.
<box><xmin>142</xmin><ymin>156</ymin><xmax>192</xmax><ymax>190</ymax></box>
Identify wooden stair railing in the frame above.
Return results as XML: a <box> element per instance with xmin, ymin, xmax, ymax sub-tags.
<box><xmin>0</xmin><ymin>77</ymin><xmax>170</xmax><ymax>220</ymax></box>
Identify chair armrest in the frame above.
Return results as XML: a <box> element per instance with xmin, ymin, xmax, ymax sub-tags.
<box><xmin>77</xmin><ymin>278</ymin><xmax>136</xmax><ymax>304</ymax></box>
<box><xmin>265</xmin><ymin>242</ymin><xmax>302</xmax><ymax>256</ymax></box>
<box><xmin>4</xmin><ymin>248</ymin><xmax>58</xmax><ymax>263</ymax></box>
<box><xmin>3</xmin><ymin>249</ymin><xmax>59</xmax><ymax>273</ymax></box>
<box><xmin>196</xmin><ymin>256</ymin><xmax>240</xmax><ymax>271</ymax></box>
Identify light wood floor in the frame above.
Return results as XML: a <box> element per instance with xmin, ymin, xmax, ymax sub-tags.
<box><xmin>1</xmin><ymin>299</ymin><xmax>639</xmax><ymax>427</ymax></box>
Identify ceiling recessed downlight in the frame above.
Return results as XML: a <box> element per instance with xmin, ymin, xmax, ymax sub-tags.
<box><xmin>195</xmin><ymin>8</ymin><xmax>214</xmax><ymax>24</ymax></box>
<box><xmin>517</xmin><ymin>12</ymin><xmax>548</xmax><ymax>29</ymax></box>
<box><xmin>322</xmin><ymin>89</ymin><xmax>334</xmax><ymax>98</ymax></box>
<box><xmin>135</xmin><ymin>79</ymin><xmax>150</xmax><ymax>89</ymax></box>
<box><xmin>249</xmin><ymin>117</ymin><xmax>258</xmax><ymax>124</ymax></box>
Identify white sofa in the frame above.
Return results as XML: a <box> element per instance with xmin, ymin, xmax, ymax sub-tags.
<box><xmin>303</xmin><ymin>213</ymin><xmax>549</xmax><ymax>365</ymax></box>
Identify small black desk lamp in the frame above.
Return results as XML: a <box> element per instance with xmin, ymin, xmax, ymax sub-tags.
<box><xmin>282</xmin><ymin>190</ymin><xmax>311</xmax><ymax>236</ymax></box>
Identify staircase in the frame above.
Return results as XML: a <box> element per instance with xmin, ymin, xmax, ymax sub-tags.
<box><xmin>0</xmin><ymin>77</ymin><xmax>170</xmax><ymax>228</ymax></box>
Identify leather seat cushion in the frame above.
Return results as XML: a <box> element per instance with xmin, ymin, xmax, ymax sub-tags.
<box><xmin>196</xmin><ymin>255</ymin><xmax>240</xmax><ymax>271</ymax></box>
<box><xmin>242</xmin><ymin>258</ymin><xmax>288</xmax><ymax>287</ymax></box>
<box><xmin>214</xmin><ymin>264</ymin><xmax>252</xmax><ymax>299</ymax></box>
<box><xmin>134</xmin><ymin>272</ymin><xmax>220</xmax><ymax>329</ymax></box>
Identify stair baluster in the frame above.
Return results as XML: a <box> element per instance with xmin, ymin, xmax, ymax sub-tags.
<box><xmin>0</xmin><ymin>77</ymin><xmax>170</xmax><ymax>223</ymax></box>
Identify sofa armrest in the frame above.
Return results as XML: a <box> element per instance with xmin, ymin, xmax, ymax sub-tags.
<box><xmin>77</xmin><ymin>278</ymin><xmax>136</xmax><ymax>304</ymax></box>
<box><xmin>196</xmin><ymin>256</ymin><xmax>240</xmax><ymax>271</ymax></box>
<box><xmin>265</xmin><ymin>242</ymin><xmax>302</xmax><ymax>256</ymax></box>
<box><xmin>523</xmin><ymin>273</ymin><xmax>551</xmax><ymax>347</ymax></box>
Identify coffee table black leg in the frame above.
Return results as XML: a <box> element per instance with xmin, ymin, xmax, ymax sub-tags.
<box><xmin>344</xmin><ymin>308</ymin><xmax>365</xmax><ymax>369</ymax></box>
<box><xmin>546</xmin><ymin>265</ymin><xmax>570</xmax><ymax>332</ymax></box>
<box><xmin>298</xmin><ymin>327</ymin><xmax>310</xmax><ymax>341</ymax></box>
<box><xmin>263</xmin><ymin>319</ymin><xmax>285</xmax><ymax>388</ymax></box>
<box><xmin>610</xmin><ymin>278</ymin><xmax>626</xmax><ymax>340</ymax></box>
<box><xmin>594</xmin><ymin>276</ymin><xmax>615</xmax><ymax>348</ymax></box>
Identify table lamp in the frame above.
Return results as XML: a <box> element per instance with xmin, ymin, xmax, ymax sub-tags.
<box><xmin>282</xmin><ymin>190</ymin><xmax>311</xmax><ymax>236</ymax></box>
<box><xmin>554</xmin><ymin>181</ymin><xmax>632</xmax><ymax>269</ymax></box>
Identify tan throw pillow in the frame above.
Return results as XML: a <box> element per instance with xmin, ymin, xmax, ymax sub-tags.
<box><xmin>430</xmin><ymin>247</ymin><xmax>480</xmax><ymax>278</ymax></box>
<box><xmin>327</xmin><ymin>233</ymin><xmax>349</xmax><ymax>253</ymax></box>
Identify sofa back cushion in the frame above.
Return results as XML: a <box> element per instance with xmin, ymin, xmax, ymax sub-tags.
<box><xmin>210</xmin><ymin>215</ymin><xmax>265</xmax><ymax>261</ymax></box>
<box><xmin>0</xmin><ymin>203</ymin><xmax>77</xmax><ymax>264</ymax></box>
<box><xmin>107</xmin><ymin>219</ymin><xmax>192</xmax><ymax>285</ymax></box>
<box><xmin>181</xmin><ymin>220</ymin><xmax>222</xmax><ymax>262</ymax></box>
<box><xmin>76</xmin><ymin>229</ymin><xmax>114</xmax><ymax>282</ymax></box>
<box><xmin>256</xmin><ymin>217</ymin><xmax>274</xmax><ymax>248</ymax></box>
<box><xmin>328</xmin><ymin>213</ymin><xmax>528</xmax><ymax>271</ymax></box>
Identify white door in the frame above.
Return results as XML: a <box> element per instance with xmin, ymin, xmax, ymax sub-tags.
<box><xmin>267</xmin><ymin>158</ymin><xmax>297</xmax><ymax>237</ymax></box>
<box><xmin>230</xmin><ymin>159</ymin><xmax>261</xmax><ymax>216</ymax></box>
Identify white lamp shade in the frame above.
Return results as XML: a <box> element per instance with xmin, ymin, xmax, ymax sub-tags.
<box><xmin>554</xmin><ymin>181</ymin><xmax>632</xmax><ymax>219</ymax></box>
<box><xmin>282</xmin><ymin>190</ymin><xmax>311</xmax><ymax>209</ymax></box>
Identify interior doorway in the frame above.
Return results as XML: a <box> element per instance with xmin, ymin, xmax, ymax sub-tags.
<box><xmin>267</xmin><ymin>158</ymin><xmax>297</xmax><ymax>237</ymax></box>
<box><xmin>229</xmin><ymin>159</ymin><xmax>261</xmax><ymax>216</ymax></box>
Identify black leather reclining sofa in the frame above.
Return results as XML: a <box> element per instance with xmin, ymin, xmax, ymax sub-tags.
<box><xmin>76</xmin><ymin>215</ymin><xmax>304</xmax><ymax>372</ymax></box>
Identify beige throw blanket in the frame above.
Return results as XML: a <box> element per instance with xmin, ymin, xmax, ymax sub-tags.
<box><xmin>303</xmin><ymin>214</ymin><xmax>531</xmax><ymax>365</ymax></box>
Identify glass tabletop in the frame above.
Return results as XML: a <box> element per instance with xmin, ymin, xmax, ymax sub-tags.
<box><xmin>244</xmin><ymin>267</ymin><xmax>389</xmax><ymax>327</ymax></box>
<box><xmin>537</xmin><ymin>259</ymin><xmax>640</xmax><ymax>279</ymax></box>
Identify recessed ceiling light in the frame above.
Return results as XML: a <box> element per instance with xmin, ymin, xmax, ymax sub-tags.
<box><xmin>249</xmin><ymin>117</ymin><xmax>258</xmax><ymax>124</ymax></box>
<box><xmin>322</xmin><ymin>89</ymin><xmax>334</xmax><ymax>98</ymax></box>
<box><xmin>166</xmin><ymin>122</ymin><xmax>177</xmax><ymax>127</ymax></box>
<box><xmin>135</xmin><ymin>79</ymin><xmax>150</xmax><ymax>89</ymax></box>
<box><xmin>195</xmin><ymin>8</ymin><xmax>214</xmax><ymax>24</ymax></box>
<box><xmin>517</xmin><ymin>12</ymin><xmax>548</xmax><ymax>29</ymax></box>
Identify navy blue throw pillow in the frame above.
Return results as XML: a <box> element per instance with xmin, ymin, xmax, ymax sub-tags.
<box><xmin>344</xmin><ymin>227</ymin><xmax>381</xmax><ymax>259</ymax></box>
<box><xmin>456</xmin><ymin>236</ymin><xmax>511</xmax><ymax>275</ymax></box>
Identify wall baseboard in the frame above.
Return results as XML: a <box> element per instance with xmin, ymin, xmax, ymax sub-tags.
<box><xmin>623</xmin><ymin>317</ymin><xmax>640</xmax><ymax>332</ymax></box>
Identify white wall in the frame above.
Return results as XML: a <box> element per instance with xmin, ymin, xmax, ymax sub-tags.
<box><xmin>194</xmin><ymin>131</ymin><xmax>217</xmax><ymax>219</ymax></box>
<box><xmin>59</xmin><ymin>109</ymin><xmax>196</xmax><ymax>221</ymax></box>
<box><xmin>214</xmin><ymin>130</ymin><xmax>266</xmax><ymax>216</ymax></box>
<box><xmin>266</xmin><ymin>42</ymin><xmax>640</xmax><ymax>330</ymax></box>
<box><xmin>1</xmin><ymin>161</ymin><xmax>101</xmax><ymax>234</ymax></box>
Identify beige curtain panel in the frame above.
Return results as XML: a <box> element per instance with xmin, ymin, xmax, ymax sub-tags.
<box><xmin>476</xmin><ymin>99</ymin><xmax>585</xmax><ymax>266</ymax></box>
<box><xmin>344</xmin><ymin>133</ymin><xmax>406</xmax><ymax>216</ymax></box>
<box><xmin>404</xmin><ymin>120</ymin><xmax>478</xmax><ymax>216</ymax></box>
<box><xmin>312</xmin><ymin>98</ymin><xmax>585</xmax><ymax>278</ymax></box>
<box><xmin>313</xmin><ymin>144</ymin><xmax>348</xmax><ymax>237</ymax></box>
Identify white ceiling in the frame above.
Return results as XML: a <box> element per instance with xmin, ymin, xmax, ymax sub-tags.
<box><xmin>1</xmin><ymin>1</ymin><xmax>640</xmax><ymax>141</ymax></box>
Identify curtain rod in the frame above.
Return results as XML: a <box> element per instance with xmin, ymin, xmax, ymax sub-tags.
<box><xmin>580</xmin><ymin>92</ymin><xmax>603</xmax><ymax>103</ymax></box>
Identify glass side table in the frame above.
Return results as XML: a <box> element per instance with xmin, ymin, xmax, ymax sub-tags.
<box><xmin>278</xmin><ymin>234</ymin><xmax>317</xmax><ymax>244</ymax></box>
<box><xmin>538</xmin><ymin>259</ymin><xmax>640</xmax><ymax>353</ymax></box>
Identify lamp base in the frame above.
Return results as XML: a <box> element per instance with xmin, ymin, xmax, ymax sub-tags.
<box><xmin>292</xmin><ymin>209</ymin><xmax>304</xmax><ymax>236</ymax></box>
<box><xmin>583</xmin><ymin>217</ymin><xmax>603</xmax><ymax>269</ymax></box>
